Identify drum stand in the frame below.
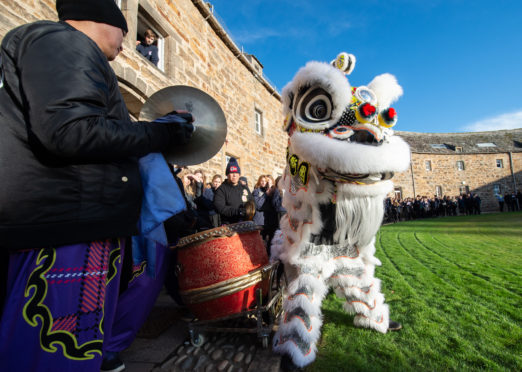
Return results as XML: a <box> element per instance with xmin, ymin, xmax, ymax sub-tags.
<box><xmin>187</xmin><ymin>260</ymin><xmax>286</xmax><ymax>349</ymax></box>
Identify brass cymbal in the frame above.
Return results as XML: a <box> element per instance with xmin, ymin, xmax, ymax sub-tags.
<box><xmin>139</xmin><ymin>85</ymin><xmax>227</xmax><ymax>166</ymax></box>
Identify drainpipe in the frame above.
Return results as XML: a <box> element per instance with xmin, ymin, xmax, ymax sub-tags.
<box><xmin>410</xmin><ymin>151</ymin><xmax>416</xmax><ymax>197</ymax></box>
<box><xmin>509</xmin><ymin>152</ymin><xmax>517</xmax><ymax>192</ymax></box>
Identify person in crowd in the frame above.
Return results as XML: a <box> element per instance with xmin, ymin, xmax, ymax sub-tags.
<box><xmin>0</xmin><ymin>1</ymin><xmax>194</xmax><ymax>370</ymax></box>
<box><xmin>495</xmin><ymin>193</ymin><xmax>505</xmax><ymax>212</ymax></box>
<box><xmin>473</xmin><ymin>194</ymin><xmax>482</xmax><ymax>214</ymax></box>
<box><xmin>252</xmin><ymin>175</ymin><xmax>279</xmax><ymax>247</ymax></box>
<box><xmin>177</xmin><ymin>168</ymin><xmax>210</xmax><ymax>230</ymax></box>
<box><xmin>504</xmin><ymin>193</ymin><xmax>513</xmax><ymax>212</ymax></box>
<box><xmin>239</xmin><ymin>176</ymin><xmax>250</xmax><ymax>192</ymax></box>
<box><xmin>272</xmin><ymin>176</ymin><xmax>287</xmax><ymax>219</ymax></box>
<box><xmin>201</xmin><ymin>174</ymin><xmax>222</xmax><ymax>227</ymax></box>
<box><xmin>213</xmin><ymin>158</ymin><xmax>253</xmax><ymax>224</ymax></box>
<box><xmin>136</xmin><ymin>28</ymin><xmax>159</xmax><ymax>66</ymax></box>
<box><xmin>457</xmin><ymin>195</ymin><xmax>466</xmax><ymax>215</ymax></box>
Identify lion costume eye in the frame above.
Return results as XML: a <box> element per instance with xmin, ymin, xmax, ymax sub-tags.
<box><xmin>294</xmin><ymin>86</ymin><xmax>334</xmax><ymax>130</ymax></box>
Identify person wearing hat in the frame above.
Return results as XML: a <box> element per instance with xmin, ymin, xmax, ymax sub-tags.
<box><xmin>0</xmin><ymin>1</ymin><xmax>194</xmax><ymax>370</ymax></box>
<box><xmin>213</xmin><ymin>158</ymin><xmax>253</xmax><ymax>225</ymax></box>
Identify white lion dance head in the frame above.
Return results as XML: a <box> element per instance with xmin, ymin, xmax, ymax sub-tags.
<box><xmin>272</xmin><ymin>53</ymin><xmax>411</xmax><ymax>368</ymax></box>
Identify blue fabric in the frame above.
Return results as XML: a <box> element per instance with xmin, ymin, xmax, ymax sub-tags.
<box><xmin>132</xmin><ymin>153</ymin><xmax>186</xmax><ymax>278</ymax></box>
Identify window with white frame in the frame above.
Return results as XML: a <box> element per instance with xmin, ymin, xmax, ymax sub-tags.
<box><xmin>459</xmin><ymin>185</ymin><xmax>470</xmax><ymax>195</ymax></box>
<box><xmin>254</xmin><ymin>109</ymin><xmax>263</xmax><ymax>135</ymax></box>
<box><xmin>493</xmin><ymin>184</ymin><xmax>501</xmax><ymax>195</ymax></box>
<box><xmin>496</xmin><ymin>159</ymin><xmax>503</xmax><ymax>168</ymax></box>
<box><xmin>425</xmin><ymin>160</ymin><xmax>432</xmax><ymax>171</ymax></box>
<box><xmin>456</xmin><ymin>160</ymin><xmax>465</xmax><ymax>171</ymax></box>
<box><xmin>435</xmin><ymin>186</ymin><xmax>442</xmax><ymax>197</ymax></box>
<box><xmin>394</xmin><ymin>187</ymin><xmax>402</xmax><ymax>200</ymax></box>
<box><xmin>137</xmin><ymin>11</ymin><xmax>165</xmax><ymax>71</ymax></box>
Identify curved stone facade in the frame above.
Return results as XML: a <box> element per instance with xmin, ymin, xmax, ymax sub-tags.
<box><xmin>394</xmin><ymin>129</ymin><xmax>522</xmax><ymax>212</ymax></box>
<box><xmin>2</xmin><ymin>0</ymin><xmax>520</xmax><ymax>212</ymax></box>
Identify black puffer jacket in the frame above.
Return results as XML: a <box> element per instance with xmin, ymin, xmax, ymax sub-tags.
<box><xmin>0</xmin><ymin>21</ymin><xmax>170</xmax><ymax>250</ymax></box>
<box><xmin>213</xmin><ymin>180</ymin><xmax>253</xmax><ymax>225</ymax></box>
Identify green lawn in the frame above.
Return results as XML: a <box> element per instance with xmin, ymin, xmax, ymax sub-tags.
<box><xmin>309</xmin><ymin>212</ymin><xmax>522</xmax><ymax>371</ymax></box>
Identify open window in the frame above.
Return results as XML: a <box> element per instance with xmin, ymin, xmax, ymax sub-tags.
<box><xmin>137</xmin><ymin>7</ymin><xmax>166</xmax><ymax>71</ymax></box>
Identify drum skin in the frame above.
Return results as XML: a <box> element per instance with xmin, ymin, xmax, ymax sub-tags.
<box><xmin>177</xmin><ymin>228</ymin><xmax>269</xmax><ymax>320</ymax></box>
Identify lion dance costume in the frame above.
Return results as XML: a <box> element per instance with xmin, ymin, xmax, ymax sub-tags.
<box><xmin>271</xmin><ymin>53</ymin><xmax>411</xmax><ymax>368</ymax></box>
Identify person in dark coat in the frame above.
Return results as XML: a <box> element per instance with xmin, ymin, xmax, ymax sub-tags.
<box><xmin>201</xmin><ymin>174</ymin><xmax>222</xmax><ymax>227</ymax></box>
<box><xmin>213</xmin><ymin>158</ymin><xmax>253</xmax><ymax>225</ymax></box>
<box><xmin>136</xmin><ymin>28</ymin><xmax>159</xmax><ymax>66</ymax></box>
<box><xmin>0</xmin><ymin>1</ymin><xmax>193</xmax><ymax>370</ymax></box>
<box><xmin>252</xmin><ymin>175</ymin><xmax>279</xmax><ymax>246</ymax></box>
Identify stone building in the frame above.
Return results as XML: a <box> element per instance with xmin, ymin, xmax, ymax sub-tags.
<box><xmin>394</xmin><ymin>129</ymin><xmax>522</xmax><ymax>212</ymax></box>
<box><xmin>1</xmin><ymin>0</ymin><xmax>520</xmax><ymax>213</ymax></box>
<box><xmin>0</xmin><ymin>0</ymin><xmax>287</xmax><ymax>185</ymax></box>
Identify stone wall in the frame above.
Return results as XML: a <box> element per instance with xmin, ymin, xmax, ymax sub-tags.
<box><xmin>393</xmin><ymin>151</ymin><xmax>521</xmax><ymax>212</ymax></box>
<box><xmin>2</xmin><ymin>0</ymin><xmax>520</xmax><ymax>212</ymax></box>
<box><xmin>0</xmin><ymin>0</ymin><xmax>287</xmax><ymax>186</ymax></box>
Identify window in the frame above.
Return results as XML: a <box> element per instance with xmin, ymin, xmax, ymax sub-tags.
<box><xmin>455</xmin><ymin>146</ymin><xmax>462</xmax><ymax>153</ymax></box>
<box><xmin>394</xmin><ymin>187</ymin><xmax>402</xmax><ymax>200</ymax></box>
<box><xmin>254</xmin><ymin>109</ymin><xmax>263</xmax><ymax>135</ymax></box>
<box><xmin>435</xmin><ymin>186</ymin><xmax>443</xmax><ymax>197</ymax></box>
<box><xmin>476</xmin><ymin>142</ymin><xmax>496</xmax><ymax>148</ymax></box>
<box><xmin>493</xmin><ymin>184</ymin><xmax>501</xmax><ymax>195</ymax></box>
<box><xmin>456</xmin><ymin>160</ymin><xmax>465</xmax><ymax>171</ymax></box>
<box><xmin>459</xmin><ymin>185</ymin><xmax>470</xmax><ymax>195</ymax></box>
<box><xmin>137</xmin><ymin>10</ymin><xmax>165</xmax><ymax>71</ymax></box>
<box><xmin>496</xmin><ymin>159</ymin><xmax>503</xmax><ymax>168</ymax></box>
<box><xmin>425</xmin><ymin>160</ymin><xmax>432</xmax><ymax>171</ymax></box>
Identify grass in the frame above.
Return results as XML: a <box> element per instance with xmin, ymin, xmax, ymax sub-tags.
<box><xmin>308</xmin><ymin>212</ymin><xmax>522</xmax><ymax>371</ymax></box>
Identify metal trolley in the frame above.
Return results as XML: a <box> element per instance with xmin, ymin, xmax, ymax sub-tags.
<box><xmin>186</xmin><ymin>260</ymin><xmax>285</xmax><ymax>349</ymax></box>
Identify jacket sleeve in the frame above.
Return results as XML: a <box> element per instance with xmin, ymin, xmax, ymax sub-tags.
<box><xmin>213</xmin><ymin>186</ymin><xmax>239</xmax><ymax>217</ymax></box>
<box><xmin>252</xmin><ymin>188</ymin><xmax>268</xmax><ymax>211</ymax></box>
<box><xmin>18</xmin><ymin>30</ymin><xmax>168</xmax><ymax>161</ymax></box>
<box><xmin>151</xmin><ymin>45</ymin><xmax>159</xmax><ymax>66</ymax></box>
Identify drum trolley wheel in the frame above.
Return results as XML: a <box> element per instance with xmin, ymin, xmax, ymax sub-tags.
<box><xmin>187</xmin><ymin>260</ymin><xmax>287</xmax><ymax>348</ymax></box>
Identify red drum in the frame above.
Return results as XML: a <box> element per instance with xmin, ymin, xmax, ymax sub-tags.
<box><xmin>175</xmin><ymin>222</ymin><xmax>269</xmax><ymax>321</ymax></box>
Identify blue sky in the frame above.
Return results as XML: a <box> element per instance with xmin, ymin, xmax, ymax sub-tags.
<box><xmin>207</xmin><ymin>0</ymin><xmax>522</xmax><ymax>133</ymax></box>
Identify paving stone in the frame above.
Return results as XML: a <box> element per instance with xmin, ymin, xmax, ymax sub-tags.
<box><xmin>211</xmin><ymin>348</ymin><xmax>224</xmax><ymax>360</ymax></box>
<box><xmin>193</xmin><ymin>346</ymin><xmax>202</xmax><ymax>356</ymax></box>
<box><xmin>225</xmin><ymin>349</ymin><xmax>234</xmax><ymax>360</ymax></box>
<box><xmin>227</xmin><ymin>365</ymin><xmax>234</xmax><ymax>372</ymax></box>
<box><xmin>217</xmin><ymin>360</ymin><xmax>229</xmax><ymax>371</ymax></box>
<box><xmin>186</xmin><ymin>346</ymin><xmax>194</xmax><ymax>355</ymax></box>
<box><xmin>176</xmin><ymin>345</ymin><xmax>186</xmax><ymax>356</ymax></box>
<box><xmin>174</xmin><ymin>355</ymin><xmax>187</xmax><ymax>367</ymax></box>
<box><xmin>234</xmin><ymin>352</ymin><xmax>245</xmax><ymax>363</ymax></box>
<box><xmin>244</xmin><ymin>353</ymin><xmax>253</xmax><ymax>364</ymax></box>
<box><xmin>205</xmin><ymin>363</ymin><xmax>216</xmax><ymax>372</ymax></box>
<box><xmin>237</xmin><ymin>344</ymin><xmax>245</xmax><ymax>352</ymax></box>
<box><xmin>194</xmin><ymin>355</ymin><xmax>209</xmax><ymax>370</ymax></box>
<box><xmin>181</xmin><ymin>356</ymin><xmax>194</xmax><ymax>370</ymax></box>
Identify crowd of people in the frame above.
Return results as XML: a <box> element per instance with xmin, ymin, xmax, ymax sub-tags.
<box><xmin>384</xmin><ymin>191</ymin><xmax>522</xmax><ymax>224</ymax></box>
<box><xmin>172</xmin><ymin>157</ymin><xmax>286</xmax><ymax>246</ymax></box>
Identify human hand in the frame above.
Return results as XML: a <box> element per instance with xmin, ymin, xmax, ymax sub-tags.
<box><xmin>153</xmin><ymin>112</ymin><xmax>195</xmax><ymax>146</ymax></box>
<box><xmin>136</xmin><ymin>40</ymin><xmax>141</xmax><ymax>46</ymax></box>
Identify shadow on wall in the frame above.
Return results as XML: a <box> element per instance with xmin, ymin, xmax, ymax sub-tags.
<box><xmin>469</xmin><ymin>171</ymin><xmax>521</xmax><ymax>212</ymax></box>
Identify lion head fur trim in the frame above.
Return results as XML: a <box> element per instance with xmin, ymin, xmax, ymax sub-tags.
<box><xmin>282</xmin><ymin>61</ymin><xmax>352</xmax><ymax>124</ymax></box>
<box><xmin>367</xmin><ymin>73</ymin><xmax>403</xmax><ymax>109</ymax></box>
<box><xmin>290</xmin><ymin>132</ymin><xmax>411</xmax><ymax>175</ymax></box>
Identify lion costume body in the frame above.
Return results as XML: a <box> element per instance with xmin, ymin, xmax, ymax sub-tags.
<box><xmin>271</xmin><ymin>53</ymin><xmax>411</xmax><ymax>368</ymax></box>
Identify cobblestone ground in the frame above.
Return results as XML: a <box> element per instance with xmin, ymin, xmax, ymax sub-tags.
<box><xmin>154</xmin><ymin>331</ymin><xmax>267</xmax><ymax>372</ymax></box>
